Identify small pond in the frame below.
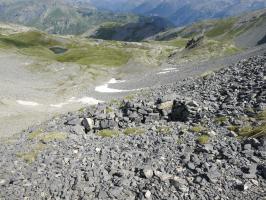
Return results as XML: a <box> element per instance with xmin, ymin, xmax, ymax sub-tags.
<box><xmin>49</xmin><ymin>47</ymin><xmax>68</xmax><ymax>54</ymax></box>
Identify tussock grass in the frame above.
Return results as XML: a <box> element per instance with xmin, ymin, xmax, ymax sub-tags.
<box><xmin>239</xmin><ymin>110</ymin><xmax>266</xmax><ymax>138</ymax></box>
<box><xmin>200</xmin><ymin>70</ymin><xmax>215</xmax><ymax>78</ymax></box>
<box><xmin>98</xmin><ymin>129</ymin><xmax>120</xmax><ymax>137</ymax></box>
<box><xmin>124</xmin><ymin>127</ymin><xmax>145</xmax><ymax>136</ymax></box>
<box><xmin>157</xmin><ymin>126</ymin><xmax>172</xmax><ymax>135</ymax></box>
<box><xmin>215</xmin><ymin>116</ymin><xmax>228</xmax><ymax>124</ymax></box>
<box><xmin>17</xmin><ymin>143</ymin><xmax>46</xmax><ymax>164</ymax></box>
<box><xmin>239</xmin><ymin>124</ymin><xmax>266</xmax><ymax>138</ymax></box>
<box><xmin>197</xmin><ymin>135</ymin><xmax>209</xmax><ymax>145</ymax></box>
<box><xmin>191</xmin><ymin>125</ymin><xmax>206</xmax><ymax>133</ymax></box>
<box><xmin>257</xmin><ymin>110</ymin><xmax>266</xmax><ymax>121</ymax></box>
<box><xmin>40</xmin><ymin>132</ymin><xmax>67</xmax><ymax>143</ymax></box>
<box><xmin>28</xmin><ymin>130</ymin><xmax>43</xmax><ymax>140</ymax></box>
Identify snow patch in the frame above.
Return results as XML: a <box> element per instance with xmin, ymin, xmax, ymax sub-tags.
<box><xmin>71</xmin><ymin>97</ymin><xmax>103</xmax><ymax>105</ymax></box>
<box><xmin>50</xmin><ymin>102</ymin><xmax>68</xmax><ymax>108</ymax></box>
<box><xmin>50</xmin><ymin>97</ymin><xmax>102</xmax><ymax>108</ymax></box>
<box><xmin>157</xmin><ymin>69</ymin><xmax>179</xmax><ymax>75</ymax></box>
<box><xmin>95</xmin><ymin>78</ymin><xmax>129</xmax><ymax>93</ymax></box>
<box><xmin>95</xmin><ymin>84</ymin><xmax>129</xmax><ymax>93</ymax></box>
<box><xmin>17</xmin><ymin>100</ymin><xmax>40</xmax><ymax>106</ymax></box>
<box><xmin>162</xmin><ymin>68</ymin><xmax>176</xmax><ymax>71</ymax></box>
<box><xmin>108</xmin><ymin>78</ymin><xmax>126</xmax><ymax>84</ymax></box>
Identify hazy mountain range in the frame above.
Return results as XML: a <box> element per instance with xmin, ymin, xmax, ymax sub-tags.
<box><xmin>90</xmin><ymin>0</ymin><xmax>266</xmax><ymax>26</ymax></box>
<box><xmin>0</xmin><ymin>0</ymin><xmax>265</xmax><ymax>36</ymax></box>
<box><xmin>0</xmin><ymin>0</ymin><xmax>173</xmax><ymax>35</ymax></box>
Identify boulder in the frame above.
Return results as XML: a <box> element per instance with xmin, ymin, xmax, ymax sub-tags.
<box><xmin>170</xmin><ymin>100</ymin><xmax>201</xmax><ymax>122</ymax></box>
<box><xmin>81</xmin><ymin>118</ymin><xmax>94</xmax><ymax>132</ymax></box>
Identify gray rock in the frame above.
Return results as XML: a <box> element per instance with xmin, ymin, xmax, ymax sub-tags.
<box><xmin>143</xmin><ymin>168</ymin><xmax>153</xmax><ymax>179</ymax></box>
<box><xmin>187</xmin><ymin>162</ymin><xmax>196</xmax><ymax>170</ymax></box>
<box><xmin>145</xmin><ymin>190</ymin><xmax>152</xmax><ymax>199</ymax></box>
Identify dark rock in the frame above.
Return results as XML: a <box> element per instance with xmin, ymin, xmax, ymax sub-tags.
<box><xmin>81</xmin><ymin>118</ymin><xmax>94</xmax><ymax>132</ymax></box>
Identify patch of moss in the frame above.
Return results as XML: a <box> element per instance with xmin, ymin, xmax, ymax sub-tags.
<box><xmin>98</xmin><ymin>129</ymin><xmax>119</xmax><ymax>137</ymax></box>
<box><xmin>197</xmin><ymin>135</ymin><xmax>209</xmax><ymax>145</ymax></box>
<box><xmin>124</xmin><ymin>127</ymin><xmax>145</xmax><ymax>136</ymax></box>
<box><xmin>17</xmin><ymin>143</ymin><xmax>46</xmax><ymax>164</ymax></box>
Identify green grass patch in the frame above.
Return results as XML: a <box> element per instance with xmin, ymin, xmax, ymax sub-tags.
<box><xmin>124</xmin><ymin>127</ymin><xmax>145</xmax><ymax>136</ymax></box>
<box><xmin>167</xmin><ymin>38</ymin><xmax>188</xmax><ymax>48</ymax></box>
<box><xmin>239</xmin><ymin>124</ymin><xmax>266</xmax><ymax>138</ymax></box>
<box><xmin>28</xmin><ymin>130</ymin><xmax>43</xmax><ymax>140</ymax></box>
<box><xmin>98</xmin><ymin>129</ymin><xmax>120</xmax><ymax>137</ymax></box>
<box><xmin>0</xmin><ymin>31</ymin><xmax>59</xmax><ymax>48</ymax></box>
<box><xmin>227</xmin><ymin>125</ymin><xmax>239</xmax><ymax>132</ymax></box>
<box><xmin>257</xmin><ymin>110</ymin><xmax>266</xmax><ymax>121</ymax></box>
<box><xmin>200</xmin><ymin>70</ymin><xmax>215</xmax><ymax>78</ymax></box>
<box><xmin>224</xmin><ymin>46</ymin><xmax>240</xmax><ymax>55</ymax></box>
<box><xmin>17</xmin><ymin>143</ymin><xmax>46</xmax><ymax>164</ymax></box>
<box><xmin>40</xmin><ymin>132</ymin><xmax>67</xmax><ymax>143</ymax></box>
<box><xmin>191</xmin><ymin>125</ymin><xmax>205</xmax><ymax>133</ymax></box>
<box><xmin>56</xmin><ymin>45</ymin><xmax>130</xmax><ymax>67</ymax></box>
<box><xmin>106</xmin><ymin>107</ymin><xmax>114</xmax><ymax>114</ymax></box>
<box><xmin>206</xmin><ymin>18</ymin><xmax>236</xmax><ymax>37</ymax></box>
<box><xmin>197</xmin><ymin>135</ymin><xmax>210</xmax><ymax>145</ymax></box>
<box><xmin>215</xmin><ymin>116</ymin><xmax>228</xmax><ymax>124</ymax></box>
<box><xmin>0</xmin><ymin>31</ymin><xmax>132</xmax><ymax>68</ymax></box>
<box><xmin>124</xmin><ymin>94</ymin><xmax>135</xmax><ymax>101</ymax></box>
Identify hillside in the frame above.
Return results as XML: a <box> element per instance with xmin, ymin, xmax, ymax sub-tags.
<box><xmin>1</xmin><ymin>51</ymin><xmax>265</xmax><ymax>200</ymax></box>
<box><xmin>88</xmin><ymin>17</ymin><xmax>173</xmax><ymax>42</ymax></box>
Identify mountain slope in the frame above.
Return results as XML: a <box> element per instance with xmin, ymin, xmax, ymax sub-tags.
<box><xmin>0</xmin><ymin>0</ymin><xmax>141</xmax><ymax>35</ymax></box>
<box><xmin>149</xmin><ymin>8</ymin><xmax>266</xmax><ymax>49</ymax></box>
<box><xmin>88</xmin><ymin>17</ymin><xmax>174</xmax><ymax>42</ymax></box>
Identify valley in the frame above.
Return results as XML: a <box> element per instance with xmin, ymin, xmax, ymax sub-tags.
<box><xmin>0</xmin><ymin>2</ymin><xmax>265</xmax><ymax>199</ymax></box>
<box><xmin>0</xmin><ymin>8</ymin><xmax>265</xmax><ymax>138</ymax></box>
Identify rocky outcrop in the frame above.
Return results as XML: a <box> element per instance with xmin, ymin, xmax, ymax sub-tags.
<box><xmin>0</xmin><ymin>54</ymin><xmax>265</xmax><ymax>199</ymax></box>
<box><xmin>185</xmin><ymin>36</ymin><xmax>204</xmax><ymax>49</ymax></box>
